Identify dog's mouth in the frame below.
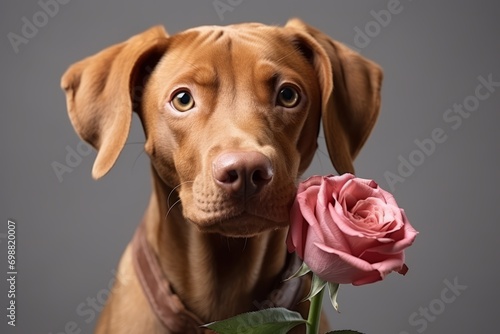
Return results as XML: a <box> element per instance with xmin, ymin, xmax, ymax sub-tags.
<box><xmin>185</xmin><ymin>191</ymin><xmax>295</xmax><ymax>237</ymax></box>
<box><xmin>189</xmin><ymin>211</ymin><xmax>290</xmax><ymax>237</ymax></box>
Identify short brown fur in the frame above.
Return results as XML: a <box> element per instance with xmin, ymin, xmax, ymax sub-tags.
<box><xmin>61</xmin><ymin>19</ymin><xmax>382</xmax><ymax>333</ymax></box>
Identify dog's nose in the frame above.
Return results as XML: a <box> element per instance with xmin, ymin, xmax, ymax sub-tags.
<box><xmin>213</xmin><ymin>152</ymin><xmax>273</xmax><ymax>198</ymax></box>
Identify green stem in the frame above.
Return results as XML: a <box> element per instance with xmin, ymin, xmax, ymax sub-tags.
<box><xmin>306</xmin><ymin>285</ymin><xmax>325</xmax><ymax>334</ymax></box>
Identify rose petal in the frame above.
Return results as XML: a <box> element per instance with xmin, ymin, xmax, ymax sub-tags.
<box><xmin>398</xmin><ymin>264</ymin><xmax>409</xmax><ymax>276</ymax></box>
<box><xmin>353</xmin><ymin>254</ymin><xmax>404</xmax><ymax>285</ymax></box>
<box><xmin>287</xmin><ymin>200</ymin><xmax>312</xmax><ymax>259</ymax></box>
<box><xmin>303</xmin><ymin>202</ymin><xmax>353</xmax><ymax>256</ymax></box>
<box><xmin>309</xmin><ymin>242</ymin><xmax>392</xmax><ymax>285</ymax></box>
<box><xmin>330</xmin><ymin>202</ymin><xmax>400</xmax><ymax>240</ymax></box>
<box><xmin>365</xmin><ymin>216</ymin><xmax>418</xmax><ymax>255</ymax></box>
<box><xmin>309</xmin><ymin>242</ymin><xmax>378</xmax><ymax>284</ymax></box>
<box><xmin>298</xmin><ymin>175</ymin><xmax>324</xmax><ymax>191</ymax></box>
<box><xmin>339</xmin><ymin>178</ymin><xmax>380</xmax><ymax>207</ymax></box>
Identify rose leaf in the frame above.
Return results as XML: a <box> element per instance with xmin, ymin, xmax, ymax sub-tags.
<box><xmin>203</xmin><ymin>307</ymin><xmax>306</xmax><ymax>334</ymax></box>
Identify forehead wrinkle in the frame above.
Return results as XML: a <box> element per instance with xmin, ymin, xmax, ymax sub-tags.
<box><xmin>186</xmin><ymin>29</ymin><xmax>235</xmax><ymax>92</ymax></box>
<box><xmin>163</xmin><ymin>63</ymin><xmax>218</xmax><ymax>91</ymax></box>
<box><xmin>254</xmin><ymin>61</ymin><xmax>280</xmax><ymax>90</ymax></box>
<box><xmin>192</xmin><ymin>66</ymin><xmax>218</xmax><ymax>88</ymax></box>
<box><xmin>241</xmin><ymin>39</ymin><xmax>306</xmax><ymax>85</ymax></box>
<box><xmin>254</xmin><ymin>58</ymin><xmax>309</xmax><ymax>89</ymax></box>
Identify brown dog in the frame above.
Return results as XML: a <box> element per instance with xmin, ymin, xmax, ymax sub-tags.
<box><xmin>61</xmin><ymin>18</ymin><xmax>382</xmax><ymax>333</ymax></box>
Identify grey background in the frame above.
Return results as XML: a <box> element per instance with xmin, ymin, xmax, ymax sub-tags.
<box><xmin>1</xmin><ymin>1</ymin><xmax>499</xmax><ymax>333</ymax></box>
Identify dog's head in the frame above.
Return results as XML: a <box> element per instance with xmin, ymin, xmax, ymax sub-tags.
<box><xmin>61</xmin><ymin>19</ymin><xmax>382</xmax><ymax>237</ymax></box>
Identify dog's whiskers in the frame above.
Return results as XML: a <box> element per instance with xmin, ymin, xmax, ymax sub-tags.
<box><xmin>164</xmin><ymin>198</ymin><xmax>182</xmax><ymax>221</ymax></box>
<box><xmin>164</xmin><ymin>181</ymin><xmax>194</xmax><ymax>221</ymax></box>
<box><xmin>167</xmin><ymin>181</ymin><xmax>194</xmax><ymax>210</ymax></box>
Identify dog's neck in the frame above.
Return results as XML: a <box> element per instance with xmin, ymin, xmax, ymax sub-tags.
<box><xmin>142</xmin><ymin>169</ymin><xmax>288</xmax><ymax>321</ymax></box>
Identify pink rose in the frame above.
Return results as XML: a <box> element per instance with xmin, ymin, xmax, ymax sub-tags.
<box><xmin>287</xmin><ymin>174</ymin><xmax>418</xmax><ymax>286</ymax></box>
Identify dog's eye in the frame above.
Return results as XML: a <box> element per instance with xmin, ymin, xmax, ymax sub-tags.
<box><xmin>277</xmin><ymin>86</ymin><xmax>300</xmax><ymax>108</ymax></box>
<box><xmin>171</xmin><ymin>90</ymin><xmax>195</xmax><ymax>112</ymax></box>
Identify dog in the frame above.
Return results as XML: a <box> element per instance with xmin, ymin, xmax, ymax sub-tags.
<box><xmin>61</xmin><ymin>18</ymin><xmax>382</xmax><ymax>334</ymax></box>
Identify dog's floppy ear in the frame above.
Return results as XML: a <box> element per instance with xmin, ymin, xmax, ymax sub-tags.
<box><xmin>61</xmin><ymin>26</ymin><xmax>168</xmax><ymax>179</ymax></box>
<box><xmin>286</xmin><ymin>19</ymin><xmax>383</xmax><ymax>174</ymax></box>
